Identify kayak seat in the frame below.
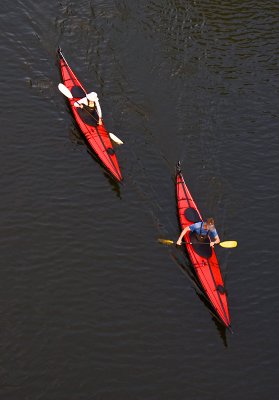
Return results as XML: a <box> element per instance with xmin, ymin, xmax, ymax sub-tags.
<box><xmin>185</xmin><ymin>207</ymin><xmax>202</xmax><ymax>223</ymax></box>
<box><xmin>71</xmin><ymin>85</ymin><xmax>86</xmax><ymax>98</ymax></box>
<box><xmin>190</xmin><ymin>231</ymin><xmax>212</xmax><ymax>259</ymax></box>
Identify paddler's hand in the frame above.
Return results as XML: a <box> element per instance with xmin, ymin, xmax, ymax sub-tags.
<box><xmin>98</xmin><ymin>118</ymin><xmax>103</xmax><ymax>125</ymax></box>
<box><xmin>176</xmin><ymin>239</ymin><xmax>182</xmax><ymax>246</ymax></box>
<box><xmin>210</xmin><ymin>242</ymin><xmax>215</xmax><ymax>248</ymax></box>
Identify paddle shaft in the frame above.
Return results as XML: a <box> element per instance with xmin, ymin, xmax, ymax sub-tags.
<box><xmin>158</xmin><ymin>239</ymin><xmax>237</xmax><ymax>248</ymax></box>
<box><xmin>181</xmin><ymin>241</ymin><xmax>214</xmax><ymax>246</ymax></box>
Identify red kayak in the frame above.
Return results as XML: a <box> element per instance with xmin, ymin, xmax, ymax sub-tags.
<box><xmin>57</xmin><ymin>48</ymin><xmax>122</xmax><ymax>182</ymax></box>
<box><xmin>176</xmin><ymin>162</ymin><xmax>231</xmax><ymax>329</ymax></box>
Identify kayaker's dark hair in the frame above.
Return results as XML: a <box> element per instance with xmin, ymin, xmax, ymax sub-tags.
<box><xmin>207</xmin><ymin>217</ymin><xmax>215</xmax><ymax>226</ymax></box>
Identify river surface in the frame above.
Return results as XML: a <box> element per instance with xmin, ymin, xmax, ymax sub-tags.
<box><xmin>1</xmin><ymin>1</ymin><xmax>279</xmax><ymax>399</ymax></box>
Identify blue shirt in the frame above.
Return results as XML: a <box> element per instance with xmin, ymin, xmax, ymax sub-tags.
<box><xmin>189</xmin><ymin>222</ymin><xmax>218</xmax><ymax>240</ymax></box>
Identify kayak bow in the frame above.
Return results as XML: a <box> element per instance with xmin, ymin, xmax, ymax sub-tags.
<box><xmin>176</xmin><ymin>162</ymin><xmax>231</xmax><ymax>329</ymax></box>
<box><xmin>57</xmin><ymin>48</ymin><xmax>123</xmax><ymax>182</ymax></box>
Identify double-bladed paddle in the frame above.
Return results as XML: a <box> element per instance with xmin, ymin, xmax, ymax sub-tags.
<box><xmin>158</xmin><ymin>238</ymin><xmax>237</xmax><ymax>248</ymax></box>
<box><xmin>58</xmin><ymin>83</ymin><xmax>123</xmax><ymax>145</ymax></box>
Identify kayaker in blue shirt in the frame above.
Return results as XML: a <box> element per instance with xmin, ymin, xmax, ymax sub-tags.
<box><xmin>176</xmin><ymin>217</ymin><xmax>220</xmax><ymax>248</ymax></box>
<box><xmin>74</xmin><ymin>92</ymin><xmax>103</xmax><ymax>125</ymax></box>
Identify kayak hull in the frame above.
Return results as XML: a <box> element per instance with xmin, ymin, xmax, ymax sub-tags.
<box><xmin>176</xmin><ymin>163</ymin><xmax>231</xmax><ymax>328</ymax></box>
<box><xmin>57</xmin><ymin>48</ymin><xmax>122</xmax><ymax>182</ymax></box>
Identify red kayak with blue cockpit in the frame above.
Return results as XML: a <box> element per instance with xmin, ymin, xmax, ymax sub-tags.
<box><xmin>176</xmin><ymin>162</ymin><xmax>231</xmax><ymax>329</ymax></box>
<box><xmin>57</xmin><ymin>48</ymin><xmax>122</xmax><ymax>182</ymax></box>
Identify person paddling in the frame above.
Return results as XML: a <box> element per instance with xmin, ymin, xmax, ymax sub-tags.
<box><xmin>176</xmin><ymin>217</ymin><xmax>220</xmax><ymax>248</ymax></box>
<box><xmin>74</xmin><ymin>92</ymin><xmax>103</xmax><ymax>125</ymax></box>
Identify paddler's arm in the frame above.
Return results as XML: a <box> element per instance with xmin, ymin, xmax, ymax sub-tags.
<box><xmin>74</xmin><ymin>96</ymin><xmax>87</xmax><ymax>108</ymax></box>
<box><xmin>176</xmin><ymin>226</ymin><xmax>190</xmax><ymax>246</ymax></box>
<box><xmin>210</xmin><ymin>234</ymin><xmax>220</xmax><ymax>248</ymax></box>
<box><xmin>95</xmin><ymin>97</ymin><xmax>103</xmax><ymax>125</ymax></box>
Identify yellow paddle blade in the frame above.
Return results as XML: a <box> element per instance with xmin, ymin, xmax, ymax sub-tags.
<box><xmin>158</xmin><ymin>238</ymin><xmax>175</xmax><ymax>246</ymax></box>
<box><xmin>219</xmin><ymin>240</ymin><xmax>237</xmax><ymax>248</ymax></box>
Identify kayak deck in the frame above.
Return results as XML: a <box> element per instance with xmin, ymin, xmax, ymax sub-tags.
<box><xmin>176</xmin><ymin>163</ymin><xmax>231</xmax><ymax>329</ymax></box>
<box><xmin>57</xmin><ymin>48</ymin><xmax>122</xmax><ymax>182</ymax></box>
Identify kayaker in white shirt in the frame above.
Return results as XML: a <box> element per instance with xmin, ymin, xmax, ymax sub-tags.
<box><xmin>74</xmin><ymin>92</ymin><xmax>103</xmax><ymax>125</ymax></box>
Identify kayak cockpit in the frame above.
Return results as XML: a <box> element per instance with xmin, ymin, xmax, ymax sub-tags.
<box><xmin>184</xmin><ymin>207</ymin><xmax>201</xmax><ymax>223</ymax></box>
<box><xmin>71</xmin><ymin>85</ymin><xmax>86</xmax><ymax>98</ymax></box>
<box><xmin>189</xmin><ymin>231</ymin><xmax>212</xmax><ymax>259</ymax></box>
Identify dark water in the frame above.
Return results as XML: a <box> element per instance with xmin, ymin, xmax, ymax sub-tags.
<box><xmin>1</xmin><ymin>0</ymin><xmax>279</xmax><ymax>399</ymax></box>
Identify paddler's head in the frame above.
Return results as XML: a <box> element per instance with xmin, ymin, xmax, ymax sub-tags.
<box><xmin>206</xmin><ymin>218</ymin><xmax>215</xmax><ymax>230</ymax></box>
<box><xmin>86</xmin><ymin>92</ymin><xmax>98</xmax><ymax>107</ymax></box>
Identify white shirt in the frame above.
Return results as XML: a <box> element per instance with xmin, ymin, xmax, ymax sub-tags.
<box><xmin>74</xmin><ymin>92</ymin><xmax>102</xmax><ymax>119</ymax></box>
